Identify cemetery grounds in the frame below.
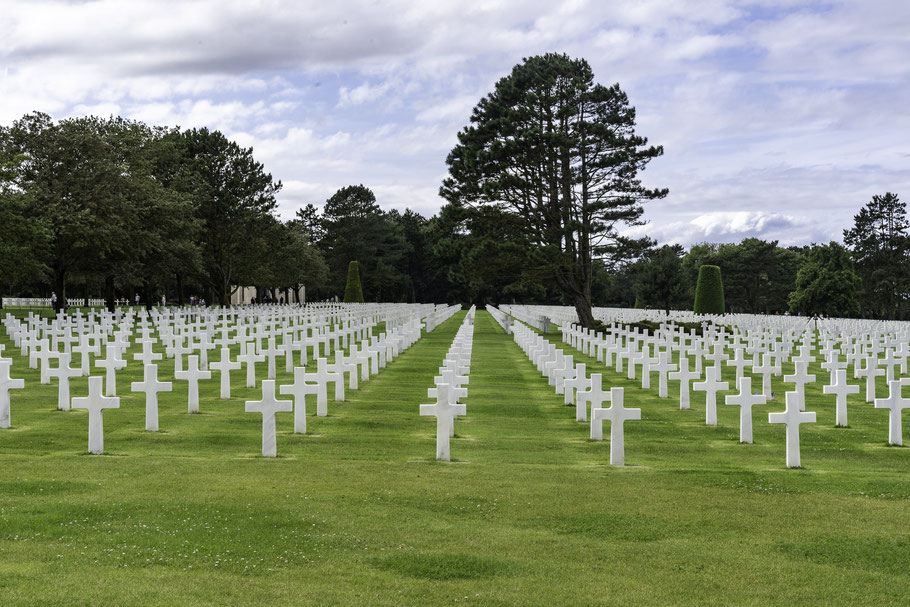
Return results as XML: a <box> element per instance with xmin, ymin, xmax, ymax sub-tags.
<box><xmin>1</xmin><ymin>309</ymin><xmax>909</xmax><ymax>605</ymax></box>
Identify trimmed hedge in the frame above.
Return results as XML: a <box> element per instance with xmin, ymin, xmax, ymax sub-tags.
<box><xmin>694</xmin><ymin>265</ymin><xmax>725</xmax><ymax>315</ymax></box>
<box><xmin>343</xmin><ymin>260</ymin><xmax>365</xmax><ymax>303</ymax></box>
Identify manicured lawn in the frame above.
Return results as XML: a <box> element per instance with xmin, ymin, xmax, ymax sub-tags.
<box><xmin>1</xmin><ymin>310</ymin><xmax>909</xmax><ymax>605</ymax></box>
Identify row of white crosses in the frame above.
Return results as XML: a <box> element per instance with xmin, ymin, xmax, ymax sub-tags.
<box><xmin>242</xmin><ymin>316</ymin><xmax>426</xmax><ymax>457</ymax></box>
<box><xmin>554</xmin><ymin>311</ymin><xmax>910</xmax><ymax>468</ymax></box>
<box><xmin>420</xmin><ymin>307</ymin><xmax>475</xmax><ymax>461</ymax></box>
<box><xmin>497</xmin><ymin>307</ymin><xmax>642</xmax><ymax>466</ymax></box>
<box><xmin>0</xmin><ymin>303</ymin><xmax>431</xmax><ymax>455</ymax></box>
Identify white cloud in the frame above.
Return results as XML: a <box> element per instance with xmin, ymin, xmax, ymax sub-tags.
<box><xmin>0</xmin><ymin>0</ymin><xmax>908</xmax><ymax>246</ymax></box>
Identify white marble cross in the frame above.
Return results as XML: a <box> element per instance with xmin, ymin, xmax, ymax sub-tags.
<box><xmin>319</xmin><ymin>357</ymin><xmax>344</xmax><ymax>402</ymax></box>
<box><xmin>822</xmin><ymin>368</ymin><xmax>859</xmax><ymax>428</ymax></box>
<box><xmin>768</xmin><ymin>391</ymin><xmax>816</xmax><ymax>468</ymax></box>
<box><xmin>859</xmin><ymin>357</ymin><xmax>885</xmax><ymax>403</ymax></box>
<box><xmin>419</xmin><ymin>383</ymin><xmax>466</xmax><ymax>461</ymax></box>
<box><xmin>724</xmin><ymin>376</ymin><xmax>766</xmax><ymax>443</ymax></box>
<box><xmin>71</xmin><ymin>376</ymin><xmax>120</xmax><ymax>454</ymax></box>
<box><xmin>590</xmin><ymin>387</ymin><xmax>640</xmax><ymax>465</ymax></box>
<box><xmin>174</xmin><ymin>354</ymin><xmax>211</xmax><ymax>413</ymax></box>
<box><xmin>306</xmin><ymin>358</ymin><xmax>331</xmax><ymax>416</ymax></box>
<box><xmin>752</xmin><ymin>352</ymin><xmax>778</xmax><ymax>396</ymax></box>
<box><xmin>133</xmin><ymin>339</ymin><xmax>162</xmax><ymax>367</ymax></box>
<box><xmin>563</xmin><ymin>363</ymin><xmax>591</xmax><ymax>407</ymax></box>
<box><xmin>130</xmin><ymin>363</ymin><xmax>172</xmax><ymax>432</ymax></box>
<box><xmin>73</xmin><ymin>335</ymin><xmax>95</xmax><ymax>376</ymax></box>
<box><xmin>577</xmin><ymin>372</ymin><xmax>610</xmax><ymax>425</ymax></box>
<box><xmin>237</xmin><ymin>347</ymin><xmax>264</xmax><ymax>388</ymax></box>
<box><xmin>36</xmin><ymin>342</ymin><xmax>57</xmax><ymax>385</ymax></box>
<box><xmin>669</xmin><ymin>355</ymin><xmax>699</xmax><ymax>410</ymax></box>
<box><xmin>874</xmin><ymin>379</ymin><xmax>910</xmax><ymax>446</ymax></box>
<box><xmin>210</xmin><ymin>347</ymin><xmax>241</xmax><ymax>399</ymax></box>
<box><xmin>654</xmin><ymin>350</ymin><xmax>677</xmax><ymax>398</ymax></box>
<box><xmin>262</xmin><ymin>337</ymin><xmax>282</xmax><ymax>379</ymax></box>
<box><xmin>48</xmin><ymin>352</ymin><xmax>81</xmax><ymax>411</ymax></box>
<box><xmin>94</xmin><ymin>343</ymin><xmax>126</xmax><ymax>396</ymax></box>
<box><xmin>280</xmin><ymin>367</ymin><xmax>319</xmax><ymax>434</ymax></box>
<box><xmin>692</xmin><ymin>364</ymin><xmax>729</xmax><ymax>426</ymax></box>
<box><xmin>0</xmin><ymin>360</ymin><xmax>25</xmax><ymax>428</ymax></box>
<box><xmin>245</xmin><ymin>379</ymin><xmax>292</xmax><ymax>457</ymax></box>
<box><xmin>783</xmin><ymin>361</ymin><xmax>815</xmax><ymax>411</ymax></box>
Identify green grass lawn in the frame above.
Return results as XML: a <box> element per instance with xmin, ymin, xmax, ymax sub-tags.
<box><xmin>1</xmin><ymin>310</ymin><xmax>909</xmax><ymax>605</ymax></box>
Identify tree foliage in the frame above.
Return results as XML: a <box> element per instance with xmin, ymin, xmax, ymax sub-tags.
<box><xmin>843</xmin><ymin>192</ymin><xmax>910</xmax><ymax>319</ymax></box>
<box><xmin>694</xmin><ymin>265</ymin><xmax>725</xmax><ymax>315</ymax></box>
<box><xmin>441</xmin><ymin>53</ymin><xmax>666</xmax><ymax>327</ymax></box>
<box><xmin>787</xmin><ymin>242</ymin><xmax>860</xmax><ymax>317</ymax></box>
<box><xmin>343</xmin><ymin>261</ymin><xmax>365</xmax><ymax>303</ymax></box>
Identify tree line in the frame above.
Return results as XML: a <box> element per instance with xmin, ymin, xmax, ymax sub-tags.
<box><xmin>2</xmin><ymin>53</ymin><xmax>906</xmax><ymax>321</ymax></box>
<box><xmin>622</xmin><ymin>192</ymin><xmax>910</xmax><ymax>319</ymax></box>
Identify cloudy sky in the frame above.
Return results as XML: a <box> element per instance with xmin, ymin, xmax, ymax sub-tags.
<box><xmin>2</xmin><ymin>0</ymin><xmax>908</xmax><ymax>246</ymax></box>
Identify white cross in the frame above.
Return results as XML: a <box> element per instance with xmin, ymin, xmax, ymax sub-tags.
<box><xmin>237</xmin><ymin>347</ymin><xmax>264</xmax><ymax>388</ymax></box>
<box><xmin>174</xmin><ymin>354</ymin><xmax>211</xmax><ymax>413</ymax></box>
<box><xmin>279</xmin><ymin>367</ymin><xmax>320</xmax><ymax>434</ymax></box>
<box><xmin>419</xmin><ymin>383</ymin><xmax>466</xmax><ymax>461</ymax></box>
<box><xmin>822</xmin><ymin>368</ymin><xmax>859</xmax><ymax>428</ymax></box>
<box><xmin>36</xmin><ymin>341</ymin><xmax>57</xmax><ymax>385</ymax></box>
<box><xmin>94</xmin><ymin>343</ymin><xmax>126</xmax><ymax>396</ymax></box>
<box><xmin>768</xmin><ymin>391</ymin><xmax>816</xmax><ymax>468</ymax></box>
<box><xmin>210</xmin><ymin>347</ymin><xmax>241</xmax><ymax>399</ymax></box>
<box><xmin>245</xmin><ymin>379</ymin><xmax>293</xmax><ymax>457</ymax></box>
<box><xmin>0</xmin><ymin>360</ymin><xmax>25</xmax><ymax>428</ymax></box>
<box><xmin>306</xmin><ymin>358</ymin><xmax>332</xmax><ymax>416</ymax></box>
<box><xmin>48</xmin><ymin>352</ymin><xmax>81</xmax><ymax>411</ymax></box>
<box><xmin>130</xmin><ymin>363</ymin><xmax>172</xmax><ymax>432</ymax></box>
<box><xmin>654</xmin><ymin>350</ymin><xmax>677</xmax><ymax>399</ymax></box>
<box><xmin>590</xmin><ymin>387</ymin><xmax>640</xmax><ymax>465</ymax></box>
<box><xmin>71</xmin><ymin>376</ymin><xmax>120</xmax><ymax>454</ymax></box>
<box><xmin>693</xmin><ymin>364</ymin><xmax>729</xmax><ymax>426</ymax></box>
<box><xmin>73</xmin><ymin>335</ymin><xmax>95</xmax><ymax>376</ymax></box>
<box><xmin>858</xmin><ymin>357</ymin><xmax>885</xmax><ymax>403</ymax></box>
<box><xmin>261</xmin><ymin>337</ymin><xmax>282</xmax><ymax>379</ymax></box>
<box><xmin>881</xmin><ymin>348</ymin><xmax>900</xmax><ymax>383</ymax></box>
<box><xmin>319</xmin><ymin>357</ymin><xmax>344</xmax><ymax>402</ymax></box>
<box><xmin>564</xmin><ymin>363</ymin><xmax>592</xmax><ymax>407</ymax></box>
<box><xmin>577</xmin><ymin>372</ymin><xmax>610</xmax><ymax>425</ymax></box>
<box><xmin>726</xmin><ymin>347</ymin><xmax>750</xmax><ymax>386</ymax></box>
<box><xmin>335</xmin><ymin>349</ymin><xmax>359</xmax><ymax>390</ymax></box>
<box><xmin>669</xmin><ymin>355</ymin><xmax>699</xmax><ymax>410</ymax></box>
<box><xmin>874</xmin><ymin>379</ymin><xmax>910</xmax><ymax>446</ymax></box>
<box><xmin>751</xmin><ymin>352</ymin><xmax>778</xmax><ymax>396</ymax></box>
<box><xmin>169</xmin><ymin>337</ymin><xmax>192</xmax><ymax>374</ymax></box>
<box><xmin>132</xmin><ymin>339</ymin><xmax>162</xmax><ymax>367</ymax></box>
<box><xmin>783</xmin><ymin>361</ymin><xmax>815</xmax><ymax>411</ymax></box>
<box><xmin>724</xmin><ymin>376</ymin><xmax>767</xmax><ymax>443</ymax></box>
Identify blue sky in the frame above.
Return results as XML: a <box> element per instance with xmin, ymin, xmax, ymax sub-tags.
<box><xmin>1</xmin><ymin>0</ymin><xmax>908</xmax><ymax>247</ymax></box>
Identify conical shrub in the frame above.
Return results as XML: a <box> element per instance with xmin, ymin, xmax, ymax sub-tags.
<box><xmin>343</xmin><ymin>261</ymin><xmax>365</xmax><ymax>303</ymax></box>
<box><xmin>693</xmin><ymin>265</ymin><xmax>724</xmax><ymax>314</ymax></box>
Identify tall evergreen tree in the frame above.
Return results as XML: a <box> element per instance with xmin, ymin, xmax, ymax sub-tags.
<box><xmin>843</xmin><ymin>192</ymin><xmax>910</xmax><ymax>319</ymax></box>
<box><xmin>441</xmin><ymin>53</ymin><xmax>666</xmax><ymax>328</ymax></box>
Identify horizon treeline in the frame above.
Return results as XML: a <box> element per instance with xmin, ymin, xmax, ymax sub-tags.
<box><xmin>1</xmin><ymin>113</ymin><xmax>906</xmax><ymax>319</ymax></box>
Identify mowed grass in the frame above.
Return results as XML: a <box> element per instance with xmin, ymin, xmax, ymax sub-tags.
<box><xmin>0</xmin><ymin>310</ymin><xmax>909</xmax><ymax>605</ymax></box>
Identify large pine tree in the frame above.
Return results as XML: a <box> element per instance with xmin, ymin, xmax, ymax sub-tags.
<box><xmin>441</xmin><ymin>53</ymin><xmax>666</xmax><ymax>327</ymax></box>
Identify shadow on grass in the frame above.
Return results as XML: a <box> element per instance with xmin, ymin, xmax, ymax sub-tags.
<box><xmin>371</xmin><ymin>552</ymin><xmax>513</xmax><ymax>580</ymax></box>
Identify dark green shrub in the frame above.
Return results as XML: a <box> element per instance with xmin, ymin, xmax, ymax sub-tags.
<box><xmin>694</xmin><ymin>265</ymin><xmax>725</xmax><ymax>314</ymax></box>
<box><xmin>343</xmin><ymin>261</ymin><xmax>365</xmax><ymax>303</ymax></box>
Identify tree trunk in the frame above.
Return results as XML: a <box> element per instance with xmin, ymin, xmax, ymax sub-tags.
<box><xmin>176</xmin><ymin>273</ymin><xmax>184</xmax><ymax>306</ymax></box>
<box><xmin>105</xmin><ymin>275</ymin><xmax>115</xmax><ymax>312</ymax></box>
<box><xmin>55</xmin><ymin>269</ymin><xmax>66</xmax><ymax>313</ymax></box>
